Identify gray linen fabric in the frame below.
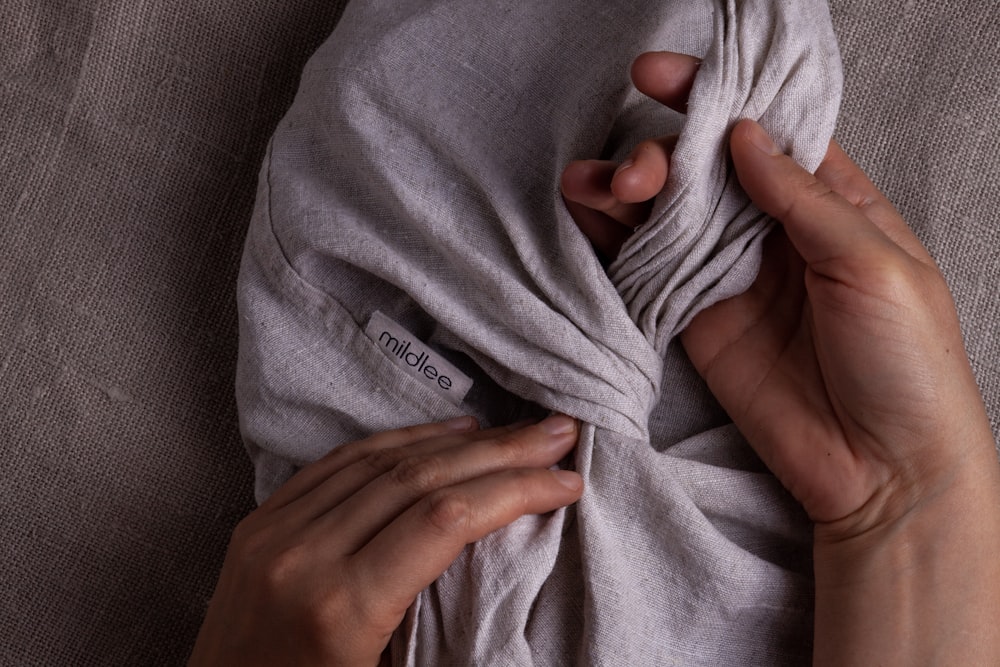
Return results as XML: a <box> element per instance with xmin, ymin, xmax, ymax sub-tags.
<box><xmin>4</xmin><ymin>0</ymin><xmax>1000</xmax><ymax>665</ymax></box>
<box><xmin>237</xmin><ymin>0</ymin><xmax>841</xmax><ymax>663</ymax></box>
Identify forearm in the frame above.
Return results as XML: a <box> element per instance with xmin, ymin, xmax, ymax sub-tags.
<box><xmin>813</xmin><ymin>454</ymin><xmax>1000</xmax><ymax>665</ymax></box>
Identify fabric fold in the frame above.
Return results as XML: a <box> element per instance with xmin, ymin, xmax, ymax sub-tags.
<box><xmin>610</xmin><ymin>0</ymin><xmax>842</xmax><ymax>349</ymax></box>
<box><xmin>236</xmin><ymin>0</ymin><xmax>842</xmax><ymax>662</ymax></box>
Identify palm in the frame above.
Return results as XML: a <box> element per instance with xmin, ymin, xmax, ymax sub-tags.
<box><xmin>680</xmin><ymin>230</ymin><xmax>873</xmax><ymax>523</ymax></box>
<box><xmin>681</xmin><ymin>204</ymin><xmax>977</xmax><ymax>527</ymax></box>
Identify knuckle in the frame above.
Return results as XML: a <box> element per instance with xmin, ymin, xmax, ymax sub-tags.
<box><xmin>781</xmin><ymin>176</ymin><xmax>835</xmax><ymax>222</ymax></box>
<box><xmin>388</xmin><ymin>455</ymin><xmax>446</xmax><ymax>492</ymax></box>
<box><xmin>386</xmin><ymin>424</ymin><xmax>426</xmax><ymax>445</ymax></box>
<box><xmin>491</xmin><ymin>431</ymin><xmax>535</xmax><ymax>465</ymax></box>
<box><xmin>341</xmin><ymin>584</ymin><xmax>386</xmax><ymax>634</ymax></box>
<box><xmin>296</xmin><ymin>598</ymin><xmax>342</xmax><ymax>650</ymax></box>
<box><xmin>859</xmin><ymin>251</ymin><xmax>918</xmax><ymax>296</ymax></box>
<box><xmin>229</xmin><ymin>515</ymin><xmax>256</xmax><ymax>549</ymax></box>
<box><xmin>259</xmin><ymin>543</ymin><xmax>307</xmax><ymax>592</ymax></box>
<box><xmin>331</xmin><ymin>438</ymin><xmax>369</xmax><ymax>463</ymax></box>
<box><xmin>302</xmin><ymin>583</ymin><xmax>347</xmax><ymax>626</ymax></box>
<box><xmin>504</xmin><ymin>468</ymin><xmax>538</xmax><ymax>509</ymax></box>
<box><xmin>423</xmin><ymin>489</ymin><xmax>473</xmax><ymax>535</ymax></box>
<box><xmin>343</xmin><ymin>421</ymin><xmax>433</xmax><ymax>462</ymax></box>
<box><xmin>298</xmin><ymin>570</ymin><xmax>369</xmax><ymax>646</ymax></box>
<box><xmin>877</xmin><ymin>253</ymin><xmax>913</xmax><ymax>283</ymax></box>
<box><xmin>359</xmin><ymin>447</ymin><xmax>406</xmax><ymax>476</ymax></box>
<box><xmin>313</xmin><ymin>582</ymin><xmax>397</xmax><ymax>647</ymax></box>
<box><xmin>392</xmin><ymin>421</ymin><xmax>448</xmax><ymax>447</ymax></box>
<box><xmin>394</xmin><ymin>423</ymin><xmax>429</xmax><ymax>443</ymax></box>
<box><xmin>228</xmin><ymin>523</ymin><xmax>312</xmax><ymax>599</ymax></box>
<box><xmin>229</xmin><ymin>517</ymin><xmax>272</xmax><ymax>560</ymax></box>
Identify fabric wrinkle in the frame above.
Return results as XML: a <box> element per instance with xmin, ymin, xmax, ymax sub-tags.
<box><xmin>236</xmin><ymin>0</ymin><xmax>842</xmax><ymax>663</ymax></box>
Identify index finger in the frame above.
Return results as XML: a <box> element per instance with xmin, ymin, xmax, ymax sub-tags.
<box><xmin>351</xmin><ymin>465</ymin><xmax>583</xmax><ymax>622</ymax></box>
<box><xmin>630</xmin><ymin>51</ymin><xmax>701</xmax><ymax>114</ymax></box>
<box><xmin>261</xmin><ymin>417</ymin><xmax>480</xmax><ymax>511</ymax></box>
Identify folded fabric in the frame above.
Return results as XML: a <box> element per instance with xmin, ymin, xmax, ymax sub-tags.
<box><xmin>236</xmin><ymin>0</ymin><xmax>842</xmax><ymax>663</ymax></box>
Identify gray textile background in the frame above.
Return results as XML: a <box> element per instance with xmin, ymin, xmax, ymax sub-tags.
<box><xmin>1</xmin><ymin>1</ymin><xmax>998</xmax><ymax>665</ymax></box>
<box><xmin>0</xmin><ymin>1</ymin><xmax>348</xmax><ymax>665</ymax></box>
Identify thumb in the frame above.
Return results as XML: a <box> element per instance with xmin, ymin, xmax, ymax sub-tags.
<box><xmin>730</xmin><ymin>119</ymin><xmax>894</xmax><ymax>268</ymax></box>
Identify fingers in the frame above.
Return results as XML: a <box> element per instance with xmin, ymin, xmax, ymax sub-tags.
<box><xmin>287</xmin><ymin>421</ymin><xmax>537</xmax><ymax>521</ymax></box>
<box><xmin>560</xmin><ymin>158</ymin><xmax>651</xmax><ymax>261</ymax></box>
<box><xmin>630</xmin><ymin>51</ymin><xmax>701</xmax><ymax>113</ymax></box>
<box><xmin>563</xmin><ymin>197</ymin><xmax>634</xmax><ymax>262</ymax></box>
<box><xmin>322</xmin><ymin>415</ymin><xmax>580</xmax><ymax>552</ymax></box>
<box><xmin>560</xmin><ymin>51</ymin><xmax>698</xmax><ymax>261</ymax></box>
<box><xmin>310</xmin><ymin>414</ymin><xmax>583</xmax><ymax>623</ymax></box>
<box><xmin>216</xmin><ymin>416</ymin><xmax>581</xmax><ymax>665</ymax></box>
<box><xmin>612</xmin><ymin>136</ymin><xmax>677</xmax><ymax>203</ymax></box>
<box><xmin>561</xmin><ymin>160</ymin><xmax>651</xmax><ymax>226</ymax></box>
<box><xmin>562</xmin><ymin>137</ymin><xmax>675</xmax><ymax>214</ymax></box>
<box><xmin>353</xmin><ymin>465</ymin><xmax>582</xmax><ymax>617</ymax></box>
<box><xmin>729</xmin><ymin>119</ymin><xmax>907</xmax><ymax>275</ymax></box>
<box><xmin>561</xmin><ymin>137</ymin><xmax>674</xmax><ymax>261</ymax></box>
<box><xmin>260</xmin><ymin>416</ymin><xmax>481</xmax><ymax>512</ymax></box>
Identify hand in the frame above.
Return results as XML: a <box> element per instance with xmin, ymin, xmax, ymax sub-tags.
<box><xmin>189</xmin><ymin>415</ymin><xmax>582</xmax><ymax>666</ymax></box>
<box><xmin>562</xmin><ymin>51</ymin><xmax>997</xmax><ymax>535</ymax></box>
<box><xmin>561</xmin><ymin>52</ymin><xmax>694</xmax><ymax>262</ymax></box>
<box><xmin>713</xmin><ymin>117</ymin><xmax>1000</xmax><ymax>666</ymax></box>
<box><xmin>684</xmin><ymin>122</ymin><xmax>997</xmax><ymax>532</ymax></box>
<box><xmin>564</xmin><ymin>51</ymin><xmax>1000</xmax><ymax>663</ymax></box>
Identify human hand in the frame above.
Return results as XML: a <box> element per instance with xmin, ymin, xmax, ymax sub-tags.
<box><xmin>562</xmin><ymin>51</ymin><xmax>997</xmax><ymax>536</ymax></box>
<box><xmin>717</xmin><ymin>118</ymin><xmax>1000</xmax><ymax>665</ymax></box>
<box><xmin>561</xmin><ymin>51</ymin><xmax>694</xmax><ymax>262</ymax></box>
<box><xmin>684</xmin><ymin>122</ymin><xmax>997</xmax><ymax>534</ymax></box>
<box><xmin>565</xmin><ymin>50</ymin><xmax>1000</xmax><ymax>663</ymax></box>
<box><xmin>189</xmin><ymin>415</ymin><xmax>582</xmax><ymax>667</ymax></box>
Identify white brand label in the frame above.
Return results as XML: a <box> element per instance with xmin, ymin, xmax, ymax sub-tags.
<box><xmin>365</xmin><ymin>311</ymin><xmax>472</xmax><ymax>404</ymax></box>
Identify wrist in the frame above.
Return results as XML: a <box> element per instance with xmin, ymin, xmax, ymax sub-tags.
<box><xmin>812</xmin><ymin>448</ymin><xmax>1000</xmax><ymax>664</ymax></box>
<box><xmin>814</xmin><ymin>466</ymin><xmax>999</xmax><ymax>587</ymax></box>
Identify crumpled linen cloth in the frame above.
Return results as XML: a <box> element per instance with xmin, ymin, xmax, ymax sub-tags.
<box><xmin>235</xmin><ymin>0</ymin><xmax>842</xmax><ymax>663</ymax></box>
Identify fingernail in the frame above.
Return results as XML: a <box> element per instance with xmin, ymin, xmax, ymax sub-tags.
<box><xmin>553</xmin><ymin>470</ymin><xmax>583</xmax><ymax>491</ymax></box>
<box><xmin>615</xmin><ymin>157</ymin><xmax>635</xmax><ymax>174</ymax></box>
<box><xmin>539</xmin><ymin>414</ymin><xmax>577</xmax><ymax>435</ymax></box>
<box><xmin>444</xmin><ymin>416</ymin><xmax>478</xmax><ymax>432</ymax></box>
<box><xmin>745</xmin><ymin>121</ymin><xmax>782</xmax><ymax>156</ymax></box>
